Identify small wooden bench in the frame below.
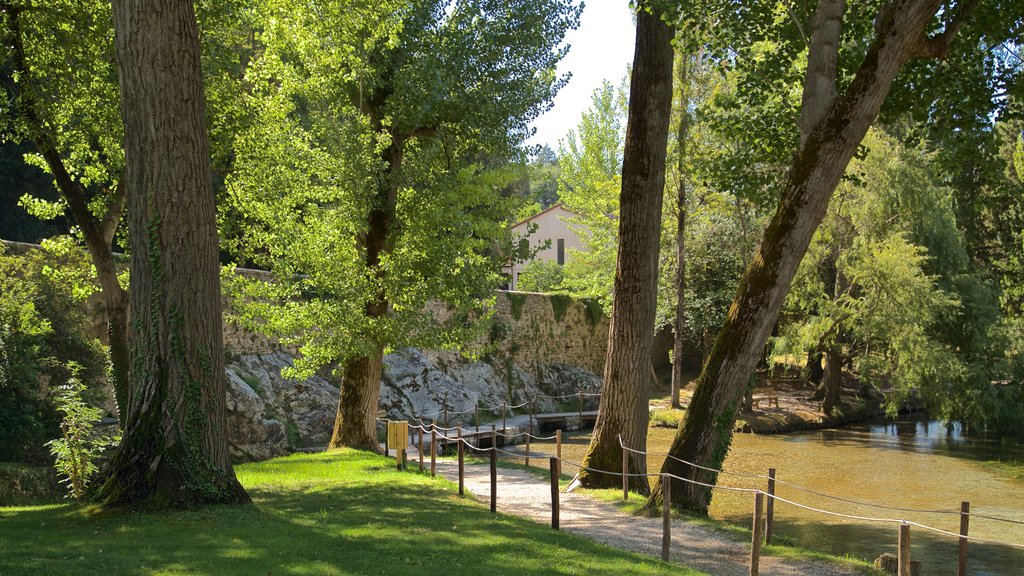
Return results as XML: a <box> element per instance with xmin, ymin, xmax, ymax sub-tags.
<box><xmin>752</xmin><ymin>395</ymin><xmax>779</xmax><ymax>409</ymax></box>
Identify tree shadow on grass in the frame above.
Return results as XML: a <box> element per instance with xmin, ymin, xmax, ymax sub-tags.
<box><xmin>0</xmin><ymin>450</ymin><xmax>701</xmax><ymax>576</ymax></box>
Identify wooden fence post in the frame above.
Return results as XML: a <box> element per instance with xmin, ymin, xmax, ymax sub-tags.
<box><xmin>490</xmin><ymin>447</ymin><xmax>497</xmax><ymax>513</ymax></box>
<box><xmin>502</xmin><ymin>401</ymin><xmax>507</xmax><ymax>435</ymax></box>
<box><xmin>662</xmin><ymin>474</ymin><xmax>671</xmax><ymax>562</ymax></box>
<box><xmin>556</xmin><ymin>430</ymin><xmax>562</xmax><ymax>476</ymax></box>
<box><xmin>577</xmin><ymin>390</ymin><xmax>583</xmax><ymax>428</ymax></box>
<box><xmin>550</xmin><ymin>457</ymin><xmax>560</xmax><ymax>530</ymax></box>
<box><xmin>622</xmin><ymin>447</ymin><xmax>629</xmax><ymax>501</ymax></box>
<box><xmin>958</xmin><ymin>501</ymin><xmax>970</xmax><ymax>576</ymax></box>
<box><xmin>430</xmin><ymin>423</ymin><xmax>436</xmax><ymax>477</ymax></box>
<box><xmin>457</xmin><ymin>428</ymin><xmax>464</xmax><ymax>495</ymax></box>
<box><xmin>898</xmin><ymin>523</ymin><xmax>911</xmax><ymax>576</ymax></box>
<box><xmin>384</xmin><ymin>421</ymin><xmax>389</xmax><ymax>455</ymax></box>
<box><xmin>444</xmin><ymin>404</ymin><xmax>449</xmax><ymax>429</ymax></box>
<box><xmin>491</xmin><ymin>424</ymin><xmax>497</xmax><ymax>450</ymax></box>
<box><xmin>765</xmin><ymin>468</ymin><xmax>776</xmax><ymax>545</ymax></box>
<box><xmin>525</xmin><ymin>432</ymin><xmax>531</xmax><ymax>467</ymax></box>
<box><xmin>750</xmin><ymin>492</ymin><xmax>764</xmax><ymax>576</ymax></box>
<box><xmin>475</xmin><ymin>406</ymin><xmax>480</xmax><ymax>435</ymax></box>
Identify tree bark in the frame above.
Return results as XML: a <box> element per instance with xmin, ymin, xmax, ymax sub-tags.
<box><xmin>670</xmin><ymin>47</ymin><xmax>690</xmax><ymax>411</ymax></box>
<box><xmin>93</xmin><ymin>0</ymin><xmax>247</xmax><ymax>508</ymax></box>
<box><xmin>822</xmin><ymin>343</ymin><xmax>842</xmax><ymax>415</ymax></box>
<box><xmin>1</xmin><ymin>3</ymin><xmax>131</xmax><ymax>417</ymax></box>
<box><xmin>327</xmin><ymin>135</ymin><xmax>404</xmax><ymax>453</ymax></box>
<box><xmin>651</xmin><ymin>0</ymin><xmax>975</xmax><ymax>513</ymax></box>
<box><xmin>806</xmin><ymin>349</ymin><xmax>824</xmax><ymax>384</ymax></box>
<box><xmin>799</xmin><ymin>0</ymin><xmax>846</xmax><ymax>146</ymax></box>
<box><xmin>576</xmin><ymin>5</ymin><xmax>674</xmax><ymax>493</ymax></box>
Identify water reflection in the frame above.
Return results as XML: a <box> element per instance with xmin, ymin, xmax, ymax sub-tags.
<box><xmin>535</xmin><ymin>415</ymin><xmax>1024</xmax><ymax>575</ymax></box>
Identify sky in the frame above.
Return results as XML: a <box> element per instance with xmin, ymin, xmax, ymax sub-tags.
<box><xmin>526</xmin><ymin>0</ymin><xmax>635</xmax><ymax>152</ymax></box>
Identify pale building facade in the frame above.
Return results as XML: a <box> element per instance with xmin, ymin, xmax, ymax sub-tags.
<box><xmin>504</xmin><ymin>203</ymin><xmax>586</xmax><ymax>290</ymax></box>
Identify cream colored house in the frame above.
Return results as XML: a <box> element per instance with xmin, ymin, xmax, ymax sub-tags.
<box><xmin>505</xmin><ymin>203</ymin><xmax>586</xmax><ymax>290</ymax></box>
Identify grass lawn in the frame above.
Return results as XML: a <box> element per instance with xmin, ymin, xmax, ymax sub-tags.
<box><xmin>0</xmin><ymin>449</ymin><xmax>707</xmax><ymax>576</ymax></box>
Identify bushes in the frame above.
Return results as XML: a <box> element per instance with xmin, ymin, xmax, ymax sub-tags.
<box><xmin>0</xmin><ymin>245</ymin><xmax>108</xmax><ymax>464</ymax></box>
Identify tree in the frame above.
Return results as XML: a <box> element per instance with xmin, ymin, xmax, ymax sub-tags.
<box><xmin>773</xmin><ymin>129</ymin><xmax>965</xmax><ymax>416</ymax></box>
<box><xmin>93</xmin><ymin>0</ymin><xmax>248</xmax><ymax>507</ymax></box>
<box><xmin>0</xmin><ymin>0</ymin><xmax>130</xmax><ymax>414</ymax></box>
<box><xmin>224</xmin><ymin>0</ymin><xmax>580</xmax><ymax>451</ymax></box>
<box><xmin>574</xmin><ymin>3</ymin><xmax>674</xmax><ymax>492</ymax></box>
<box><xmin>558</xmin><ymin>79</ymin><xmax>628</xmax><ymax>307</ymax></box>
<box><xmin>655</xmin><ymin>0</ymin><xmax>984</xmax><ymax>513</ymax></box>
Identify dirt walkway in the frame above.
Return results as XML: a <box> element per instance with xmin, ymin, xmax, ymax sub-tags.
<box><xmin>427</xmin><ymin>456</ymin><xmax>867</xmax><ymax>576</ymax></box>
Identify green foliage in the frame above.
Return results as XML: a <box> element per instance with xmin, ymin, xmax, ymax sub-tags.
<box><xmin>507</xmin><ymin>292</ymin><xmax>527</xmax><ymax>321</ymax></box>
<box><xmin>557</xmin><ymin>79</ymin><xmax>627</xmax><ymax>309</ymax></box>
<box><xmin>582</xmin><ymin>298</ymin><xmax>604</xmax><ymax>327</ymax></box>
<box><xmin>45</xmin><ymin>367</ymin><xmax>117</xmax><ymax>500</ymax></box>
<box><xmin>549</xmin><ymin>293</ymin><xmax>573</xmax><ymax>323</ymax></box>
<box><xmin>775</xmin><ymin>129</ymin><xmax>1022</xmax><ymax>424</ymax></box>
<box><xmin>516</xmin><ymin>259</ymin><xmax>565</xmax><ymax>293</ymax></box>
<box><xmin>0</xmin><ymin>0</ymin><xmax>126</xmax><ymax>239</ymax></box>
<box><xmin>0</xmin><ymin>246</ymin><xmax>107</xmax><ymax>464</ymax></box>
<box><xmin>222</xmin><ymin>0</ymin><xmax>581</xmax><ymax>376</ymax></box>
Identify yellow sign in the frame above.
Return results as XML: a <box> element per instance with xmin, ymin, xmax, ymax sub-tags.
<box><xmin>387</xmin><ymin>421</ymin><xmax>409</xmax><ymax>452</ymax></box>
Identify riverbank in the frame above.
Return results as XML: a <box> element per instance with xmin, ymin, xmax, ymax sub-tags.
<box><xmin>650</xmin><ymin>375</ymin><xmax>883</xmax><ymax>434</ymax></box>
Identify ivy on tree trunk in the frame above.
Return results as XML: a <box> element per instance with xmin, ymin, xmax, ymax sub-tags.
<box><xmin>92</xmin><ymin>0</ymin><xmax>248</xmax><ymax>508</ymax></box>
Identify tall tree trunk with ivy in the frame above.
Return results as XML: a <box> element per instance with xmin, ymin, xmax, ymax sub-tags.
<box><xmin>575</xmin><ymin>4</ymin><xmax>674</xmax><ymax>493</ymax></box>
<box><xmin>650</xmin><ymin>0</ymin><xmax>980</xmax><ymax>513</ymax></box>
<box><xmin>92</xmin><ymin>0</ymin><xmax>248</xmax><ymax>508</ymax></box>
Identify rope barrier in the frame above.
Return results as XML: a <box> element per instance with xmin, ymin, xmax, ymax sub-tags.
<box><xmin>963</xmin><ymin>511</ymin><xmax>1024</xmax><ymax>527</ymax></box>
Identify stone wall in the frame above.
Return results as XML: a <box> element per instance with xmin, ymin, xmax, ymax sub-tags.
<box><xmin>2</xmin><ymin>241</ymin><xmax>609</xmax><ymax>461</ymax></box>
<box><xmin>486</xmin><ymin>290</ymin><xmax>608</xmax><ymax>376</ymax></box>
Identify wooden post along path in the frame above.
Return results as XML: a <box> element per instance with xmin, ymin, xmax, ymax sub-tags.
<box><xmin>750</xmin><ymin>491</ymin><xmax>764</xmax><ymax>576</ymax></box>
<box><xmin>959</xmin><ymin>501</ymin><xmax>970</xmax><ymax>576</ymax></box>
<box><xmin>550</xmin><ymin>457</ymin><xmax>560</xmax><ymax>530</ymax></box>
<box><xmin>622</xmin><ymin>446</ymin><xmax>629</xmax><ymax>501</ymax></box>
<box><xmin>430</xmin><ymin>422</ymin><xmax>437</xmax><ymax>477</ymax></box>
<box><xmin>898</xmin><ymin>523</ymin><xmax>911</xmax><ymax>576</ymax></box>
<box><xmin>662</xmin><ymin>474</ymin><xmax>671</xmax><ymax>561</ymax></box>
<box><xmin>457</xmin><ymin>428</ymin><xmax>464</xmax><ymax>495</ymax></box>
<box><xmin>765</xmin><ymin>468</ymin><xmax>776</xmax><ymax>545</ymax></box>
<box><xmin>489</xmin><ymin>447</ymin><xmax>497</xmax><ymax>513</ymax></box>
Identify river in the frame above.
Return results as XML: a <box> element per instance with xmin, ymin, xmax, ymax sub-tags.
<box><xmin>537</xmin><ymin>415</ymin><xmax>1024</xmax><ymax>575</ymax></box>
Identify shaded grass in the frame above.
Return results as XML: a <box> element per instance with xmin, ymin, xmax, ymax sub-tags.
<box><xmin>0</xmin><ymin>449</ymin><xmax>706</xmax><ymax>576</ymax></box>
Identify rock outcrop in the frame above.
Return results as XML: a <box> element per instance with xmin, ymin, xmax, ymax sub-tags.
<box><xmin>224</xmin><ymin>347</ymin><xmax>603</xmax><ymax>462</ymax></box>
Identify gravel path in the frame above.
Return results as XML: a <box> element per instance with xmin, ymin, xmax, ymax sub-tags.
<box><xmin>424</xmin><ymin>455</ymin><xmax>867</xmax><ymax>576</ymax></box>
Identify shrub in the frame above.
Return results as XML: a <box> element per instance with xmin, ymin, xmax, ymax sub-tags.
<box><xmin>0</xmin><ymin>245</ymin><xmax>108</xmax><ymax>464</ymax></box>
<box><xmin>47</xmin><ymin>368</ymin><xmax>118</xmax><ymax>499</ymax></box>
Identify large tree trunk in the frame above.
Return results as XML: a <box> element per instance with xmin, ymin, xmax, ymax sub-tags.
<box><xmin>2</xmin><ymin>3</ymin><xmax>131</xmax><ymax>417</ymax></box>
<box><xmin>575</xmin><ymin>5</ymin><xmax>674</xmax><ymax>493</ymax></box>
<box><xmin>651</xmin><ymin>0</ymin><xmax>975</xmax><ymax>513</ymax></box>
<box><xmin>93</xmin><ymin>0</ymin><xmax>247</xmax><ymax>508</ymax></box>
<box><xmin>327</xmin><ymin>136</ymin><xmax>404</xmax><ymax>453</ymax></box>
<box><xmin>670</xmin><ymin>47</ymin><xmax>691</xmax><ymax>411</ymax></box>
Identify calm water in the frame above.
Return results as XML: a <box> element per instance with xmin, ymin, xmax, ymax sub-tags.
<box><xmin>532</xmin><ymin>416</ymin><xmax>1024</xmax><ymax>575</ymax></box>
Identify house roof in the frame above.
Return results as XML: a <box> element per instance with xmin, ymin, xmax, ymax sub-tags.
<box><xmin>510</xmin><ymin>202</ymin><xmax>580</xmax><ymax>230</ymax></box>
